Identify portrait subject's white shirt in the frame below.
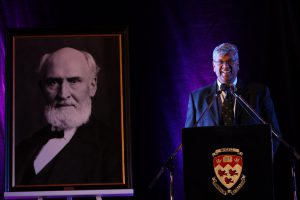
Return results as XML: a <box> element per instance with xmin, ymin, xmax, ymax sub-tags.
<box><xmin>33</xmin><ymin>128</ymin><xmax>77</xmax><ymax>174</ymax></box>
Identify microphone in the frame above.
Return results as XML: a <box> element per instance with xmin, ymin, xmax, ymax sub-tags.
<box><xmin>193</xmin><ymin>89</ymin><xmax>222</xmax><ymax>127</ymax></box>
<box><xmin>220</xmin><ymin>83</ymin><xmax>236</xmax><ymax>93</ymax></box>
<box><xmin>230</xmin><ymin>84</ymin><xmax>237</xmax><ymax>94</ymax></box>
<box><xmin>220</xmin><ymin>83</ymin><xmax>228</xmax><ymax>92</ymax></box>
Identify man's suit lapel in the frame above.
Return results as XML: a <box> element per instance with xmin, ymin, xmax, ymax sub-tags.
<box><xmin>17</xmin><ymin>126</ymin><xmax>54</xmax><ymax>184</ymax></box>
<box><xmin>234</xmin><ymin>80</ymin><xmax>248</xmax><ymax>122</ymax></box>
<box><xmin>205</xmin><ymin>81</ymin><xmax>220</xmax><ymax>125</ymax></box>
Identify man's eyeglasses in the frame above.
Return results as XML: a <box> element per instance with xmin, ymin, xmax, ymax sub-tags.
<box><xmin>213</xmin><ymin>60</ymin><xmax>238</xmax><ymax>66</ymax></box>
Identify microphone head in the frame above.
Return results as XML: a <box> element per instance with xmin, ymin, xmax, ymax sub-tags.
<box><xmin>220</xmin><ymin>83</ymin><xmax>229</xmax><ymax>91</ymax></box>
<box><xmin>219</xmin><ymin>83</ymin><xmax>236</xmax><ymax>94</ymax></box>
<box><xmin>229</xmin><ymin>85</ymin><xmax>236</xmax><ymax>93</ymax></box>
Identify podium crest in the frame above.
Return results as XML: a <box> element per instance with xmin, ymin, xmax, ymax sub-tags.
<box><xmin>212</xmin><ymin>148</ymin><xmax>246</xmax><ymax>195</ymax></box>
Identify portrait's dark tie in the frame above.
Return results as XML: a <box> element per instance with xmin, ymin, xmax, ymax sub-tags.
<box><xmin>222</xmin><ymin>89</ymin><xmax>234</xmax><ymax>126</ymax></box>
<box><xmin>49</xmin><ymin>130</ymin><xmax>64</xmax><ymax>139</ymax></box>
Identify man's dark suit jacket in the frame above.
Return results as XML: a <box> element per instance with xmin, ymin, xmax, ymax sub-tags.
<box><xmin>185</xmin><ymin>80</ymin><xmax>281</xmax><ymax>149</ymax></box>
<box><xmin>15</xmin><ymin>118</ymin><xmax>122</xmax><ymax>185</ymax></box>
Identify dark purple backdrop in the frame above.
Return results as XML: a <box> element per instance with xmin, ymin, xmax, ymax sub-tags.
<box><xmin>0</xmin><ymin>0</ymin><xmax>299</xmax><ymax>200</ymax></box>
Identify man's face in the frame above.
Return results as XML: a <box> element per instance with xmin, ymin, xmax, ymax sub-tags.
<box><xmin>41</xmin><ymin>48</ymin><xmax>97</xmax><ymax>129</ymax></box>
<box><xmin>213</xmin><ymin>53</ymin><xmax>239</xmax><ymax>84</ymax></box>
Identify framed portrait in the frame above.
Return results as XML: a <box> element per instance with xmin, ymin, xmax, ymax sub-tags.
<box><xmin>4</xmin><ymin>28</ymin><xmax>133</xmax><ymax>198</ymax></box>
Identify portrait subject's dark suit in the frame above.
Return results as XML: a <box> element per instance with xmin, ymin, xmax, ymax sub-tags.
<box><xmin>185</xmin><ymin>80</ymin><xmax>281</xmax><ymax>150</ymax></box>
<box><xmin>15</xmin><ymin>117</ymin><xmax>122</xmax><ymax>185</ymax></box>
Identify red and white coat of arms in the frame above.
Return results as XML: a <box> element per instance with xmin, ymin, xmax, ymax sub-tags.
<box><xmin>212</xmin><ymin>148</ymin><xmax>246</xmax><ymax>195</ymax></box>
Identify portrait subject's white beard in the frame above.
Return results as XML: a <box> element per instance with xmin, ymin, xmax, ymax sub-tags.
<box><xmin>44</xmin><ymin>99</ymin><xmax>92</xmax><ymax>131</ymax></box>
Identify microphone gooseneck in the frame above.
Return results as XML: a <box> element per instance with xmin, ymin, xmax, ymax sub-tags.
<box><xmin>193</xmin><ymin>88</ymin><xmax>222</xmax><ymax>127</ymax></box>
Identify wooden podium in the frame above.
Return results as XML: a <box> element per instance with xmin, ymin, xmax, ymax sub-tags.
<box><xmin>182</xmin><ymin>124</ymin><xmax>274</xmax><ymax>200</ymax></box>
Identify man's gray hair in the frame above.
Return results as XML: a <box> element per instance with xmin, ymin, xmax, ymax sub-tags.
<box><xmin>212</xmin><ymin>43</ymin><xmax>239</xmax><ymax>61</ymax></box>
<box><xmin>36</xmin><ymin>47</ymin><xmax>100</xmax><ymax>80</ymax></box>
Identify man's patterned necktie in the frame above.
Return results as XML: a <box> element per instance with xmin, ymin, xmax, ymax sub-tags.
<box><xmin>222</xmin><ymin>89</ymin><xmax>234</xmax><ymax>126</ymax></box>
